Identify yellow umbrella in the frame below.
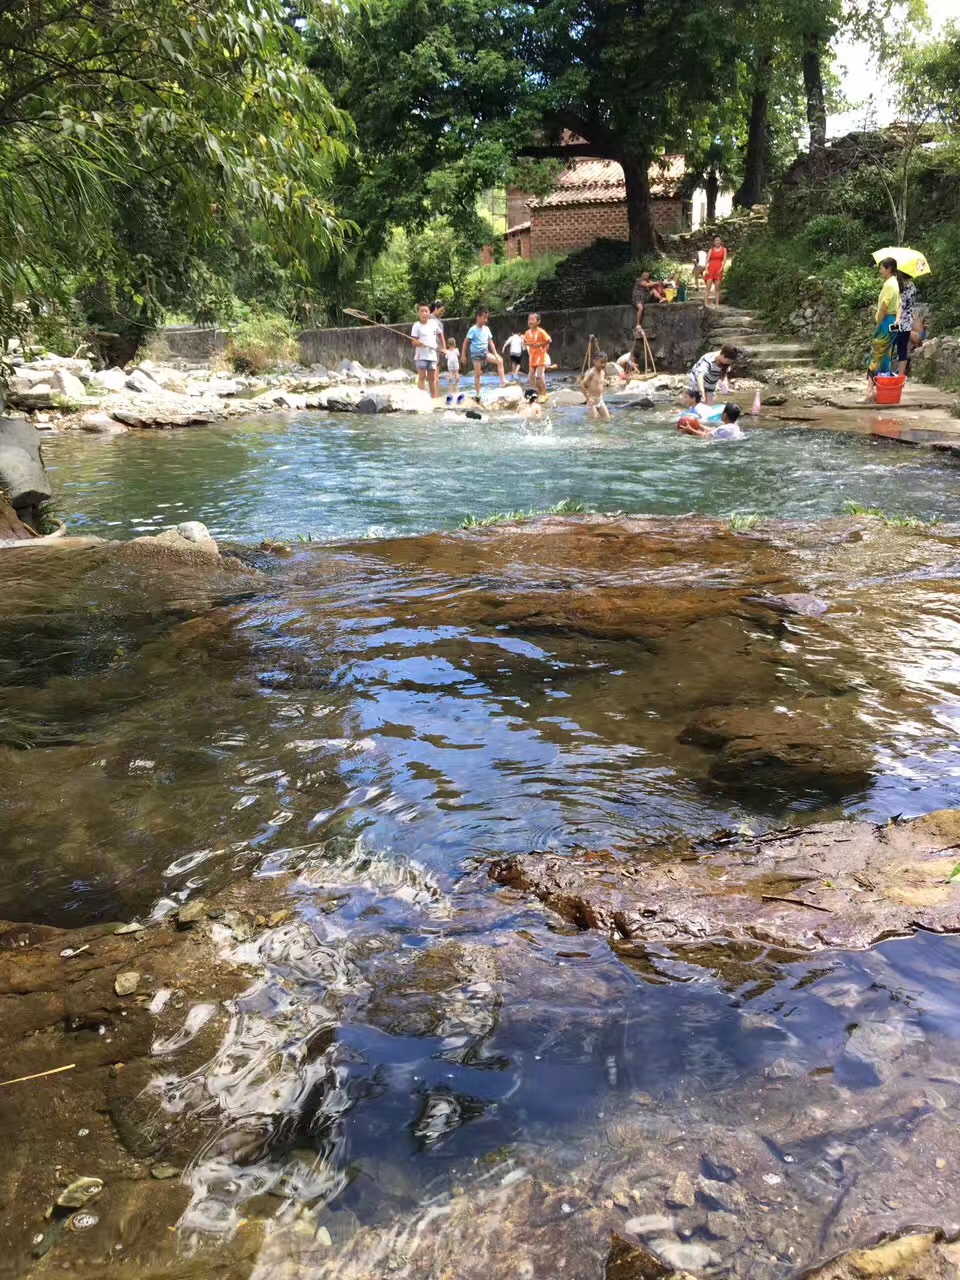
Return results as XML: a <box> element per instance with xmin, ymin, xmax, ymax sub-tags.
<box><xmin>872</xmin><ymin>247</ymin><xmax>931</xmax><ymax>277</ymax></box>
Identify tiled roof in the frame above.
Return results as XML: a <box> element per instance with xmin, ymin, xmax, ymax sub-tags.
<box><xmin>531</xmin><ymin>155</ymin><xmax>685</xmax><ymax>207</ymax></box>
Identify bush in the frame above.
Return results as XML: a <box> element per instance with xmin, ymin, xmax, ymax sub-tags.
<box><xmin>801</xmin><ymin>215</ymin><xmax>867</xmax><ymax>263</ymax></box>
<box><xmin>526</xmin><ymin>240</ymin><xmax>693</xmax><ymax>311</ymax></box>
<box><xmin>224</xmin><ymin>311</ymin><xmax>298</xmax><ymax>373</ymax></box>
<box><xmin>837</xmin><ymin>266</ymin><xmax>880</xmax><ymax>312</ymax></box>
<box><xmin>461</xmin><ymin>254</ymin><xmax>565</xmax><ymax>315</ymax></box>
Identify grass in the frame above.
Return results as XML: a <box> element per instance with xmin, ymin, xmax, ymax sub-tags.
<box><xmin>843</xmin><ymin>501</ymin><xmax>925</xmax><ymax>528</ymax></box>
<box><xmin>728</xmin><ymin>511</ymin><xmax>761</xmax><ymax>532</ymax></box>
<box><xmin>460</xmin><ymin>499</ymin><xmax>585</xmax><ymax>529</ymax></box>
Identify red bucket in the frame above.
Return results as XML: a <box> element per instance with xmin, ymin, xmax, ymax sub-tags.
<box><xmin>875</xmin><ymin>373</ymin><xmax>906</xmax><ymax>406</ymax></box>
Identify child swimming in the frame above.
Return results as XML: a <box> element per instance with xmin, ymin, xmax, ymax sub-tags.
<box><xmin>676</xmin><ymin>401</ymin><xmax>744</xmax><ymax>440</ymax></box>
<box><xmin>579</xmin><ymin>352</ymin><xmax>611</xmax><ymax>421</ymax></box>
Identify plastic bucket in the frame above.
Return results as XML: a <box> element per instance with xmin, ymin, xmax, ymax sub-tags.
<box><xmin>875</xmin><ymin>373</ymin><xmax>906</xmax><ymax>405</ymax></box>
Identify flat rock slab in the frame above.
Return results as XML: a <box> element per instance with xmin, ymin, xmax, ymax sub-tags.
<box><xmin>490</xmin><ymin>809</ymin><xmax>960</xmax><ymax>953</ymax></box>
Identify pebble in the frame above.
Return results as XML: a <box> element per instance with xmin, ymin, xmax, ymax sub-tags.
<box><xmin>650</xmin><ymin>1238</ymin><xmax>720</xmax><ymax>1270</ymax></box>
<box><xmin>666</xmin><ymin>1171</ymin><xmax>696</xmax><ymax>1208</ymax></box>
<box><xmin>114</xmin><ymin>971</ymin><xmax>140</xmax><ymax>996</ymax></box>
<box><xmin>765</xmin><ymin>1056</ymin><xmax>803</xmax><ymax>1079</ymax></box>
<box><xmin>57</xmin><ymin>1176</ymin><xmax>103</xmax><ymax>1208</ymax></box>
<box><xmin>697</xmin><ymin>1176</ymin><xmax>743</xmax><ymax>1212</ymax></box>
<box><xmin>624</xmin><ymin>1213</ymin><xmax>674</xmax><ymax>1237</ymax></box>
<box><xmin>114</xmin><ymin>921</ymin><xmax>145</xmax><ymax>935</ymax></box>
<box><xmin>176</xmin><ymin>900</ymin><xmax>206</xmax><ymax>928</ymax></box>
<box><xmin>706</xmin><ymin>1211</ymin><xmax>736</xmax><ymax>1239</ymax></box>
<box><xmin>150</xmin><ymin>1163</ymin><xmax>182</xmax><ymax>1180</ymax></box>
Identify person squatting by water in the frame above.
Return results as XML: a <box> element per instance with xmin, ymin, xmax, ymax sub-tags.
<box><xmin>411</xmin><ymin>302</ymin><xmax>442</xmax><ymax>397</ymax></box>
<box><xmin>579</xmin><ymin>352</ymin><xmax>611</xmax><ymax>421</ymax></box>
<box><xmin>524</xmin><ymin>313</ymin><xmax>552</xmax><ymax>397</ymax></box>
<box><xmin>462</xmin><ymin>307</ymin><xmax>507</xmax><ymax>398</ymax></box>
<box><xmin>687</xmin><ymin>344</ymin><xmax>737</xmax><ymax>404</ymax></box>
<box><xmin>866</xmin><ymin>257</ymin><xmax>899</xmax><ymax>399</ymax></box>
<box><xmin>445</xmin><ymin>338</ymin><xmax>460</xmax><ymax>390</ymax></box>
<box><xmin>677</xmin><ymin>398</ymin><xmax>744</xmax><ymax>440</ymax></box>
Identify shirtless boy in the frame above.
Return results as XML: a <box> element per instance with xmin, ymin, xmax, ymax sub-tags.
<box><xmin>579</xmin><ymin>352</ymin><xmax>611</xmax><ymax>421</ymax></box>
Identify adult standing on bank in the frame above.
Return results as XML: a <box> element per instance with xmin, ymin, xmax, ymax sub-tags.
<box><xmin>894</xmin><ymin>270</ymin><xmax>917</xmax><ymax>376</ymax></box>
<box><xmin>703</xmin><ymin>236</ymin><xmax>728</xmax><ymax>307</ymax></box>
<box><xmin>867</xmin><ymin>257</ymin><xmax>899</xmax><ymax>396</ymax></box>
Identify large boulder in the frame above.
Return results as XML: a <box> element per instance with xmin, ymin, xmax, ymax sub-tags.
<box><xmin>125</xmin><ymin>368</ymin><xmax>157</xmax><ymax>394</ymax></box>
<box><xmin>50</xmin><ymin>368</ymin><xmax>88</xmax><ymax>401</ymax></box>
<box><xmin>88</xmin><ymin>367</ymin><xmax>129</xmax><ymax>394</ymax></box>
<box><xmin>355</xmin><ymin>392</ymin><xmax>392</xmax><ymax>414</ymax></box>
<box><xmin>80</xmin><ymin>411</ymin><xmax>129</xmax><ymax>435</ymax></box>
<box><xmin>0</xmin><ymin>418</ymin><xmax>51</xmax><ymax>513</ymax></box>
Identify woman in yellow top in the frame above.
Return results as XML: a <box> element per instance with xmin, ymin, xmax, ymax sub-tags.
<box><xmin>867</xmin><ymin>257</ymin><xmax>900</xmax><ymax>397</ymax></box>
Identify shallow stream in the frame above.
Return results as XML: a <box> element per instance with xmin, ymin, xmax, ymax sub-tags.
<box><xmin>4</xmin><ymin>406</ymin><xmax>960</xmax><ymax>1278</ymax></box>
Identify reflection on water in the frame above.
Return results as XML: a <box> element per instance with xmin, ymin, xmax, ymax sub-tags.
<box><xmin>4</xmin><ymin>506</ymin><xmax>960</xmax><ymax>1274</ymax></box>
<box><xmin>43</xmin><ymin>407</ymin><xmax>960</xmax><ymax>541</ymax></box>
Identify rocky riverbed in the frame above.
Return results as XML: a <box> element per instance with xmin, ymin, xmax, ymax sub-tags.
<box><xmin>4</xmin><ymin>514</ymin><xmax>960</xmax><ymax>1279</ymax></box>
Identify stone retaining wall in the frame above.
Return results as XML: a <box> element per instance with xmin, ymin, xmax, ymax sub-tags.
<box><xmin>299</xmin><ymin>303</ymin><xmax>707</xmax><ymax>373</ymax></box>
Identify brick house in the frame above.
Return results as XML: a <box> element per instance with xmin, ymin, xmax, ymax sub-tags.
<box><xmin>506</xmin><ymin>156</ymin><xmax>723</xmax><ymax>259</ymax></box>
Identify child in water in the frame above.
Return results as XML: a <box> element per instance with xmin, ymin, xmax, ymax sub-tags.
<box><xmin>445</xmin><ymin>338</ymin><xmax>460</xmax><ymax>390</ymax></box>
<box><xmin>677</xmin><ymin>401</ymin><xmax>744</xmax><ymax>440</ymax></box>
<box><xmin>579</xmin><ymin>352</ymin><xmax>611</xmax><ymax>421</ymax></box>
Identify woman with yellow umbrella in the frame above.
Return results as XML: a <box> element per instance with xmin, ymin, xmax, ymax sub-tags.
<box><xmin>868</xmin><ymin>247</ymin><xmax>931</xmax><ymax>391</ymax></box>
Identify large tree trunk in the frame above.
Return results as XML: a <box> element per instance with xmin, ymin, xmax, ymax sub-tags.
<box><xmin>735</xmin><ymin>54</ymin><xmax>772</xmax><ymax>208</ymax></box>
<box><xmin>621</xmin><ymin>150</ymin><xmax>658</xmax><ymax>257</ymax></box>
<box><xmin>802</xmin><ymin>32</ymin><xmax>827</xmax><ymax>154</ymax></box>
<box><xmin>705</xmin><ymin>169</ymin><xmax>719</xmax><ymax>222</ymax></box>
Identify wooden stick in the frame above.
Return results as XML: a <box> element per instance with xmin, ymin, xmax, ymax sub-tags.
<box><xmin>342</xmin><ymin>308</ymin><xmax>421</xmax><ymax>346</ymax></box>
<box><xmin>0</xmin><ymin>1063</ymin><xmax>76</xmax><ymax>1088</ymax></box>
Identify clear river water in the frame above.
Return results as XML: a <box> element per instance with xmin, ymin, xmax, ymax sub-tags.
<box><xmin>4</xmin><ymin>403</ymin><xmax>960</xmax><ymax>1279</ymax></box>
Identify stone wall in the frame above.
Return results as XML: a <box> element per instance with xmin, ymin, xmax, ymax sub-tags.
<box><xmin>299</xmin><ymin>303</ymin><xmax>707</xmax><ymax>373</ymax></box>
<box><xmin>160</xmin><ymin>326</ymin><xmax>227</xmax><ymax>361</ymax></box>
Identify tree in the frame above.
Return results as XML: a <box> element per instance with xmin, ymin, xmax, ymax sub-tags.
<box><xmin>0</xmin><ymin>0</ymin><xmax>351</xmax><ymax>349</ymax></box>
<box><xmin>514</xmin><ymin>0</ymin><xmax>742</xmax><ymax>254</ymax></box>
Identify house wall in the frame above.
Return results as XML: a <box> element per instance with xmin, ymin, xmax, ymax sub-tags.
<box><xmin>507</xmin><ymin>188</ymin><xmax>533</xmax><ymax>227</ymax></box>
<box><xmin>506</xmin><ymin>228</ymin><xmax>532</xmax><ymax>260</ymax></box>
<box><xmin>529</xmin><ymin>198</ymin><xmax>685</xmax><ymax>255</ymax></box>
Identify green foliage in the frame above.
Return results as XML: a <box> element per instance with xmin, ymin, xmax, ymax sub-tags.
<box><xmin>527</xmin><ymin>241</ymin><xmax>691</xmax><ymax>312</ymax></box>
<box><xmin>460</xmin><ymin>499</ymin><xmax>585</xmax><ymax>528</ymax></box>
<box><xmin>728</xmin><ymin>512</ymin><xmax>761</xmax><ymax>532</ymax></box>
<box><xmin>801</xmin><ymin>215</ymin><xmax>868</xmax><ymax>262</ymax></box>
<box><xmin>224</xmin><ymin>312</ymin><xmax>298</xmax><ymax>375</ymax></box>
<box><xmin>461</xmin><ymin>256</ymin><xmax>565</xmax><ymax>316</ymax></box>
<box><xmin>844</xmin><ymin>502</ymin><xmax>925</xmax><ymax>528</ymax></box>
<box><xmin>0</xmin><ymin>0</ymin><xmax>351</xmax><ymax>352</ymax></box>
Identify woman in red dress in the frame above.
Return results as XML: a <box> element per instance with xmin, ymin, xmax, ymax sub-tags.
<box><xmin>703</xmin><ymin>236</ymin><xmax>727</xmax><ymax>307</ymax></box>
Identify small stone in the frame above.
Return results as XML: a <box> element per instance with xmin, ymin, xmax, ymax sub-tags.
<box><xmin>765</xmin><ymin>1056</ymin><xmax>802</xmax><ymax>1079</ymax></box>
<box><xmin>176</xmin><ymin>900</ymin><xmax>206</xmax><ymax>928</ymax></box>
<box><xmin>706</xmin><ymin>1211</ymin><xmax>736</xmax><ymax>1239</ymax></box>
<box><xmin>624</xmin><ymin>1214</ymin><xmax>674</xmax><ymax>1237</ymax></box>
<box><xmin>699</xmin><ymin>1155</ymin><xmax>736</xmax><ymax>1183</ymax></box>
<box><xmin>150</xmin><ymin>1163</ymin><xmax>181</xmax><ymax>1180</ymax></box>
<box><xmin>66</xmin><ymin>1211</ymin><xmax>99</xmax><ymax>1232</ymax></box>
<box><xmin>846</xmin><ymin>1232</ymin><xmax>937</xmax><ymax>1276</ymax></box>
<box><xmin>267</xmin><ymin>909</ymin><xmax>293</xmax><ymax>928</ymax></box>
<box><xmin>649</xmin><ymin>1239</ymin><xmax>720</xmax><ymax>1271</ymax></box>
<box><xmin>697</xmin><ymin>1176</ymin><xmax>743</xmax><ymax>1212</ymax></box>
<box><xmin>57</xmin><ymin>1177</ymin><xmax>103</xmax><ymax>1209</ymax></box>
<box><xmin>666</xmin><ymin>1171</ymin><xmax>696</xmax><ymax>1208</ymax></box>
<box><xmin>114</xmin><ymin>921</ymin><xmax>145</xmax><ymax>935</ymax></box>
<box><xmin>605</xmin><ymin>1233</ymin><xmax>671</xmax><ymax>1279</ymax></box>
<box><xmin>316</xmin><ymin>1226</ymin><xmax>332</xmax><ymax>1247</ymax></box>
<box><xmin>114</xmin><ymin>971</ymin><xmax>140</xmax><ymax>996</ymax></box>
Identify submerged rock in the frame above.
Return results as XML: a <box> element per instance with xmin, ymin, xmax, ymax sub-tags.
<box><xmin>56</xmin><ymin>1176</ymin><xmax>103</xmax><ymax>1208</ymax></box>
<box><xmin>605</xmin><ymin>1233</ymin><xmax>672</xmax><ymax>1278</ymax></box>
<box><xmin>679</xmin><ymin>704</ymin><xmax>870</xmax><ymax>793</ymax></box>
<box><xmin>490</xmin><ymin>809</ymin><xmax>960</xmax><ymax>954</ymax></box>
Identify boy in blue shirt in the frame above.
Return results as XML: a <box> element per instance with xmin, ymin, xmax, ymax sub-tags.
<box><xmin>461</xmin><ymin>307</ymin><xmax>506</xmax><ymax>398</ymax></box>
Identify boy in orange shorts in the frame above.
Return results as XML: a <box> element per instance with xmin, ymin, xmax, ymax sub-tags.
<box><xmin>523</xmin><ymin>312</ymin><xmax>552</xmax><ymax>397</ymax></box>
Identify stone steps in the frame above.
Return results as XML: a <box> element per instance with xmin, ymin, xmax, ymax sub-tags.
<box><xmin>705</xmin><ymin>306</ymin><xmax>818</xmax><ymax>378</ymax></box>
